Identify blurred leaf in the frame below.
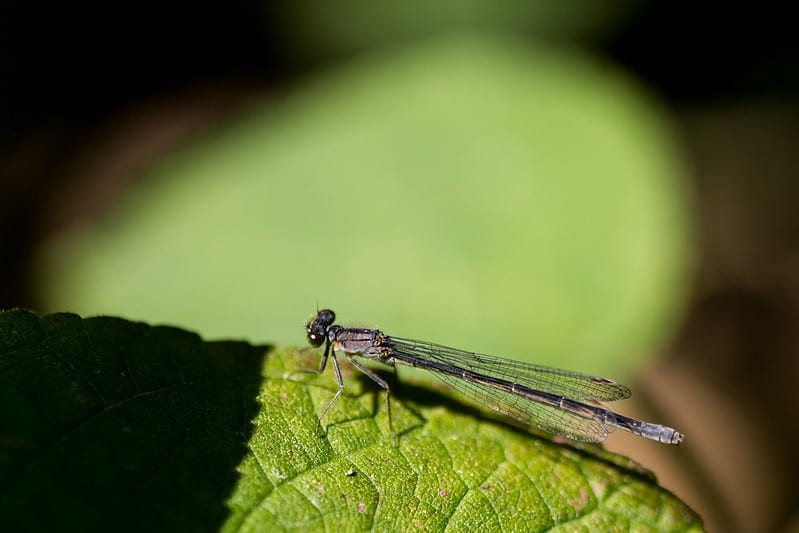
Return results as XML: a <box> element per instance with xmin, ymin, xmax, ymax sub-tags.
<box><xmin>267</xmin><ymin>0</ymin><xmax>637</xmax><ymax>63</ymax></box>
<box><xmin>37</xmin><ymin>36</ymin><xmax>692</xmax><ymax>379</ymax></box>
<box><xmin>1</xmin><ymin>310</ymin><xmax>702</xmax><ymax>532</ymax></box>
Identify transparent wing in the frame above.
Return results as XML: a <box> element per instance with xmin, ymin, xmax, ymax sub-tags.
<box><xmin>386</xmin><ymin>336</ymin><xmax>631</xmax><ymax>403</ymax></box>
<box><xmin>431</xmin><ymin>370</ymin><xmax>614</xmax><ymax>442</ymax></box>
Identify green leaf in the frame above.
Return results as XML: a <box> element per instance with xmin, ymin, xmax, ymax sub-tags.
<box><xmin>0</xmin><ymin>311</ymin><xmax>703</xmax><ymax>532</ymax></box>
<box><xmin>0</xmin><ymin>310</ymin><xmax>265</xmax><ymax>532</ymax></box>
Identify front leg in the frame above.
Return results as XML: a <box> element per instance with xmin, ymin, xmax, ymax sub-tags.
<box><xmin>290</xmin><ymin>337</ymin><xmax>332</xmax><ymax>378</ymax></box>
<box><xmin>314</xmin><ymin>345</ymin><xmax>346</xmax><ymax>436</ymax></box>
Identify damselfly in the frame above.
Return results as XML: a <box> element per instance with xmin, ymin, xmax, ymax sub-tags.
<box><xmin>304</xmin><ymin>309</ymin><xmax>683</xmax><ymax>445</ymax></box>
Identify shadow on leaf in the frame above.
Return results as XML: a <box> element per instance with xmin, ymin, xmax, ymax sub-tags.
<box><xmin>0</xmin><ymin>310</ymin><xmax>268</xmax><ymax>533</ymax></box>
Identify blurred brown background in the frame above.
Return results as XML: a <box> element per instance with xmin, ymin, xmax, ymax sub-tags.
<box><xmin>2</xmin><ymin>3</ymin><xmax>798</xmax><ymax>532</ymax></box>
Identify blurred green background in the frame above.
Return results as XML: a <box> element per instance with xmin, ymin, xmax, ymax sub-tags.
<box><xmin>3</xmin><ymin>2</ymin><xmax>798</xmax><ymax>532</ymax></box>
<box><xmin>33</xmin><ymin>36</ymin><xmax>689</xmax><ymax>375</ymax></box>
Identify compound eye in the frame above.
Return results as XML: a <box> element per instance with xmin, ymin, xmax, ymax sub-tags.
<box><xmin>306</xmin><ymin>309</ymin><xmax>335</xmax><ymax>347</ymax></box>
<box><xmin>306</xmin><ymin>324</ymin><xmax>326</xmax><ymax>347</ymax></box>
<box><xmin>318</xmin><ymin>309</ymin><xmax>335</xmax><ymax>325</ymax></box>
